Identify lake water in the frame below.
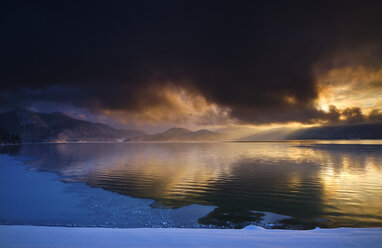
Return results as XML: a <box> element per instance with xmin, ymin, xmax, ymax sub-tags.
<box><xmin>1</xmin><ymin>141</ymin><xmax>382</xmax><ymax>228</ymax></box>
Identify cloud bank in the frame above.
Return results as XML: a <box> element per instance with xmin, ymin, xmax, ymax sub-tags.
<box><xmin>1</xmin><ymin>1</ymin><xmax>382</xmax><ymax>127</ymax></box>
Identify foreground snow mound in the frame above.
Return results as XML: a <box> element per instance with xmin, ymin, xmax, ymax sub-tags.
<box><xmin>1</xmin><ymin>225</ymin><xmax>382</xmax><ymax>248</ymax></box>
<box><xmin>242</xmin><ymin>225</ymin><xmax>265</xmax><ymax>230</ymax></box>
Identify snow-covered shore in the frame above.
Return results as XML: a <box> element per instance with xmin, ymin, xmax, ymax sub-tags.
<box><xmin>1</xmin><ymin>150</ymin><xmax>382</xmax><ymax>247</ymax></box>
<box><xmin>0</xmin><ymin>154</ymin><xmax>214</xmax><ymax>228</ymax></box>
<box><xmin>0</xmin><ymin>153</ymin><xmax>291</xmax><ymax>228</ymax></box>
<box><xmin>1</xmin><ymin>225</ymin><xmax>382</xmax><ymax>248</ymax></box>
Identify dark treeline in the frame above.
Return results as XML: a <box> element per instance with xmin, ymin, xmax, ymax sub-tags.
<box><xmin>0</xmin><ymin>128</ymin><xmax>21</xmax><ymax>144</ymax></box>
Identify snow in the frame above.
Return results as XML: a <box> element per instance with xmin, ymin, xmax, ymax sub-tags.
<box><xmin>251</xmin><ymin>211</ymin><xmax>291</xmax><ymax>228</ymax></box>
<box><xmin>0</xmin><ymin>154</ymin><xmax>289</xmax><ymax>228</ymax></box>
<box><xmin>0</xmin><ymin>225</ymin><xmax>382</xmax><ymax>248</ymax></box>
<box><xmin>1</xmin><ymin>154</ymin><xmax>382</xmax><ymax>247</ymax></box>
<box><xmin>0</xmin><ymin>154</ymin><xmax>214</xmax><ymax>227</ymax></box>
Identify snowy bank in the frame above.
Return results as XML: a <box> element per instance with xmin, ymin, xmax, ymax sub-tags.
<box><xmin>0</xmin><ymin>154</ymin><xmax>291</xmax><ymax>228</ymax></box>
<box><xmin>0</xmin><ymin>154</ymin><xmax>214</xmax><ymax>228</ymax></box>
<box><xmin>1</xmin><ymin>225</ymin><xmax>382</xmax><ymax>248</ymax></box>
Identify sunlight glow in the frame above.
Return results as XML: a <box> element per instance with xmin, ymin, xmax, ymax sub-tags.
<box><xmin>316</xmin><ymin>66</ymin><xmax>382</xmax><ymax>114</ymax></box>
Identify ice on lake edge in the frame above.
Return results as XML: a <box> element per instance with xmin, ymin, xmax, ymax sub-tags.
<box><xmin>0</xmin><ymin>153</ymin><xmax>296</xmax><ymax>229</ymax></box>
<box><xmin>0</xmin><ymin>154</ymin><xmax>214</xmax><ymax>228</ymax></box>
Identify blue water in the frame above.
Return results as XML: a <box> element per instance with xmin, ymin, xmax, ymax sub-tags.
<box><xmin>1</xmin><ymin>141</ymin><xmax>382</xmax><ymax>228</ymax></box>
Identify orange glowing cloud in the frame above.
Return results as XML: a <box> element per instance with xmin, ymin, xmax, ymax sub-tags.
<box><xmin>100</xmin><ymin>83</ymin><xmax>233</xmax><ymax>128</ymax></box>
<box><xmin>316</xmin><ymin>66</ymin><xmax>382</xmax><ymax>114</ymax></box>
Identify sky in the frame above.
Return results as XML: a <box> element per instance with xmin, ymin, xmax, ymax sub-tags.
<box><xmin>1</xmin><ymin>0</ymin><xmax>382</xmax><ymax>132</ymax></box>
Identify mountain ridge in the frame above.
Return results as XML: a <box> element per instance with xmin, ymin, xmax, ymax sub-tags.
<box><xmin>286</xmin><ymin>123</ymin><xmax>382</xmax><ymax>140</ymax></box>
<box><xmin>1</xmin><ymin>110</ymin><xmax>382</xmax><ymax>142</ymax></box>
<box><xmin>0</xmin><ymin>110</ymin><xmax>145</xmax><ymax>142</ymax></box>
<box><xmin>126</xmin><ymin>127</ymin><xmax>231</xmax><ymax>141</ymax></box>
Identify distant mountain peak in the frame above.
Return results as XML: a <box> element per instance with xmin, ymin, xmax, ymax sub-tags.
<box><xmin>164</xmin><ymin>127</ymin><xmax>192</xmax><ymax>133</ymax></box>
<box><xmin>127</xmin><ymin>127</ymin><xmax>230</xmax><ymax>141</ymax></box>
<box><xmin>0</xmin><ymin>110</ymin><xmax>145</xmax><ymax>142</ymax></box>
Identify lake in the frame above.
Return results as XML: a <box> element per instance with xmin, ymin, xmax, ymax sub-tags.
<box><xmin>1</xmin><ymin>141</ymin><xmax>382</xmax><ymax>228</ymax></box>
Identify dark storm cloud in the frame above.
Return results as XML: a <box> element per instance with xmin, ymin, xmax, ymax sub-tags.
<box><xmin>1</xmin><ymin>0</ymin><xmax>382</xmax><ymax>124</ymax></box>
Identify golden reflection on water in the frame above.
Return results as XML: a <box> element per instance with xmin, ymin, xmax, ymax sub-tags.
<box><xmin>317</xmin><ymin>150</ymin><xmax>382</xmax><ymax>225</ymax></box>
<box><xmin>17</xmin><ymin>141</ymin><xmax>382</xmax><ymax>227</ymax></box>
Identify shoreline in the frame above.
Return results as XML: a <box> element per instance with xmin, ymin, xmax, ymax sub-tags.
<box><xmin>0</xmin><ymin>154</ymin><xmax>216</xmax><ymax>228</ymax></box>
<box><xmin>1</xmin><ymin>148</ymin><xmax>381</xmax><ymax>230</ymax></box>
<box><xmin>2</xmin><ymin>139</ymin><xmax>382</xmax><ymax>145</ymax></box>
<box><xmin>1</xmin><ymin>225</ymin><xmax>382</xmax><ymax>248</ymax></box>
<box><xmin>0</xmin><ymin>154</ymin><xmax>292</xmax><ymax>229</ymax></box>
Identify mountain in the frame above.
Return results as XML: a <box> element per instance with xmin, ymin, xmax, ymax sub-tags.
<box><xmin>237</xmin><ymin>123</ymin><xmax>382</xmax><ymax>141</ymax></box>
<box><xmin>240</xmin><ymin>127</ymin><xmax>298</xmax><ymax>141</ymax></box>
<box><xmin>286</xmin><ymin>123</ymin><xmax>382</xmax><ymax>140</ymax></box>
<box><xmin>127</xmin><ymin>127</ymin><xmax>230</xmax><ymax>141</ymax></box>
<box><xmin>0</xmin><ymin>110</ymin><xmax>145</xmax><ymax>142</ymax></box>
<box><xmin>4</xmin><ymin>110</ymin><xmax>380</xmax><ymax>143</ymax></box>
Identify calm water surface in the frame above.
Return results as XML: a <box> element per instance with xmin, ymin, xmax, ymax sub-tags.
<box><xmin>2</xmin><ymin>141</ymin><xmax>382</xmax><ymax>228</ymax></box>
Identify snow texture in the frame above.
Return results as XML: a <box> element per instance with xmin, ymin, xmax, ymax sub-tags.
<box><xmin>0</xmin><ymin>225</ymin><xmax>382</xmax><ymax>248</ymax></box>
<box><xmin>0</xmin><ymin>154</ymin><xmax>214</xmax><ymax>228</ymax></box>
